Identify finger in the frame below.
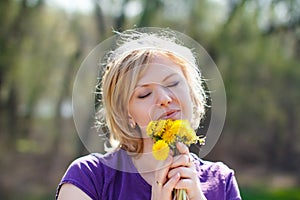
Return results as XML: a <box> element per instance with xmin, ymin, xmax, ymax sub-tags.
<box><xmin>168</xmin><ymin>166</ymin><xmax>196</xmax><ymax>179</ymax></box>
<box><xmin>153</xmin><ymin>156</ymin><xmax>173</xmax><ymax>187</ymax></box>
<box><xmin>163</xmin><ymin>172</ymin><xmax>180</xmax><ymax>194</ymax></box>
<box><xmin>174</xmin><ymin>178</ymin><xmax>193</xmax><ymax>190</ymax></box>
<box><xmin>171</xmin><ymin>154</ymin><xmax>193</xmax><ymax>168</ymax></box>
<box><xmin>175</xmin><ymin>178</ymin><xmax>202</xmax><ymax>200</ymax></box>
<box><xmin>176</xmin><ymin>142</ymin><xmax>189</xmax><ymax>154</ymax></box>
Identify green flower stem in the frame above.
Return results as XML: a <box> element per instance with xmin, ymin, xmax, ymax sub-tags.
<box><xmin>172</xmin><ymin>145</ymin><xmax>187</xmax><ymax>200</ymax></box>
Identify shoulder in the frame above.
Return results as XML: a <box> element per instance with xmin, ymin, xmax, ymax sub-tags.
<box><xmin>191</xmin><ymin>153</ymin><xmax>235</xmax><ymax>179</ymax></box>
<box><xmin>190</xmin><ymin>153</ymin><xmax>241</xmax><ymax>199</ymax></box>
<box><xmin>69</xmin><ymin>153</ymin><xmax>103</xmax><ymax>169</ymax></box>
<box><xmin>67</xmin><ymin>149</ymin><xmax>130</xmax><ymax>173</ymax></box>
<box><xmin>56</xmin><ymin>153</ymin><xmax>105</xmax><ymax>199</ymax></box>
<box><xmin>63</xmin><ymin>153</ymin><xmax>107</xmax><ymax>179</ymax></box>
<box><xmin>63</xmin><ymin>150</ymin><xmax>128</xmax><ymax>182</ymax></box>
<box><xmin>56</xmin><ymin>151</ymin><xmax>123</xmax><ymax>200</ymax></box>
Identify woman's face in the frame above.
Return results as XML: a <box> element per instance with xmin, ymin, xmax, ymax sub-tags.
<box><xmin>128</xmin><ymin>55</ymin><xmax>193</xmax><ymax>136</ymax></box>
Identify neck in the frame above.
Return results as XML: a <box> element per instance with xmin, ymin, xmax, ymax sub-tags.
<box><xmin>131</xmin><ymin>138</ymin><xmax>161</xmax><ymax>184</ymax></box>
<box><xmin>133</xmin><ymin>138</ymin><xmax>158</xmax><ymax>171</ymax></box>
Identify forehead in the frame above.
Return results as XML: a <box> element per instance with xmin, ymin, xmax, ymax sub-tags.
<box><xmin>137</xmin><ymin>55</ymin><xmax>184</xmax><ymax>85</ymax></box>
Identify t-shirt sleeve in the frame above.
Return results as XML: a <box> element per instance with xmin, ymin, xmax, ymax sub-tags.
<box><xmin>225</xmin><ymin>168</ymin><xmax>242</xmax><ymax>200</ymax></box>
<box><xmin>191</xmin><ymin>154</ymin><xmax>242</xmax><ymax>200</ymax></box>
<box><xmin>55</xmin><ymin>155</ymin><xmax>103</xmax><ymax>200</ymax></box>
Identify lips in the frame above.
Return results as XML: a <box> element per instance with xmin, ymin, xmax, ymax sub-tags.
<box><xmin>159</xmin><ymin>109</ymin><xmax>180</xmax><ymax>120</ymax></box>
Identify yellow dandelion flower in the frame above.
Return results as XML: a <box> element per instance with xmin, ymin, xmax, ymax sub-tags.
<box><xmin>147</xmin><ymin>119</ymin><xmax>205</xmax><ymax>161</ymax></box>
<box><xmin>155</xmin><ymin>120</ymin><xmax>167</xmax><ymax>137</ymax></box>
<box><xmin>179</xmin><ymin>120</ymin><xmax>198</xmax><ymax>144</ymax></box>
<box><xmin>160</xmin><ymin>121</ymin><xmax>177</xmax><ymax>144</ymax></box>
<box><xmin>146</xmin><ymin>121</ymin><xmax>157</xmax><ymax>137</ymax></box>
<box><xmin>184</xmin><ymin>132</ymin><xmax>198</xmax><ymax>145</ymax></box>
<box><xmin>169</xmin><ymin>121</ymin><xmax>183</xmax><ymax>138</ymax></box>
<box><xmin>147</xmin><ymin>120</ymin><xmax>169</xmax><ymax>138</ymax></box>
<box><xmin>162</xmin><ymin>127</ymin><xmax>176</xmax><ymax>144</ymax></box>
<box><xmin>152</xmin><ymin>140</ymin><xmax>170</xmax><ymax>160</ymax></box>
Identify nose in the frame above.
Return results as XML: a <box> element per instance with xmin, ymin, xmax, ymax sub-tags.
<box><xmin>155</xmin><ymin>85</ymin><xmax>172</xmax><ymax>107</ymax></box>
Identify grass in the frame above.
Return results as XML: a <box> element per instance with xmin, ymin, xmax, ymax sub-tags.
<box><xmin>241</xmin><ymin>187</ymin><xmax>300</xmax><ymax>200</ymax></box>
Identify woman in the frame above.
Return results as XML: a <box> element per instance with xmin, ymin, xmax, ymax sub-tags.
<box><xmin>56</xmin><ymin>28</ymin><xmax>241</xmax><ymax>200</ymax></box>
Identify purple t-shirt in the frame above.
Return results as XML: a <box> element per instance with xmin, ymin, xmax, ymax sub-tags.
<box><xmin>56</xmin><ymin>149</ymin><xmax>241</xmax><ymax>200</ymax></box>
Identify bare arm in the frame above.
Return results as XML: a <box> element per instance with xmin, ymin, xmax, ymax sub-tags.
<box><xmin>57</xmin><ymin>184</ymin><xmax>92</xmax><ymax>200</ymax></box>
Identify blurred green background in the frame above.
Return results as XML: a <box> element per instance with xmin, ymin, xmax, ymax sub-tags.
<box><xmin>0</xmin><ymin>0</ymin><xmax>300</xmax><ymax>199</ymax></box>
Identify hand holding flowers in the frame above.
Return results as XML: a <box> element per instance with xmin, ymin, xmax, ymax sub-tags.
<box><xmin>147</xmin><ymin>119</ymin><xmax>206</xmax><ymax>200</ymax></box>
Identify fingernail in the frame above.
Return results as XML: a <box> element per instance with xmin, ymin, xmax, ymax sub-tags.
<box><xmin>177</xmin><ymin>142</ymin><xmax>184</xmax><ymax>148</ymax></box>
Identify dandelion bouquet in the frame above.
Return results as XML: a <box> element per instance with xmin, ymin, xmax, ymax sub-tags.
<box><xmin>146</xmin><ymin>119</ymin><xmax>205</xmax><ymax>200</ymax></box>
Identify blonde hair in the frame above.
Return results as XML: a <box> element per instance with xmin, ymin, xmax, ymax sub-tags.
<box><xmin>96</xmin><ymin>29</ymin><xmax>207</xmax><ymax>154</ymax></box>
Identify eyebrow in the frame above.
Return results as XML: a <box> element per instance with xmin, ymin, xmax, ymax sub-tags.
<box><xmin>136</xmin><ymin>73</ymin><xmax>178</xmax><ymax>88</ymax></box>
<box><xmin>163</xmin><ymin>73</ymin><xmax>178</xmax><ymax>82</ymax></box>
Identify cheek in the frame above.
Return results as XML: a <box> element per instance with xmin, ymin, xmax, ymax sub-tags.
<box><xmin>128</xmin><ymin>101</ymin><xmax>149</xmax><ymax>137</ymax></box>
<box><xmin>182</xmin><ymin>95</ymin><xmax>193</xmax><ymax>119</ymax></box>
<box><xmin>177</xmin><ymin>86</ymin><xmax>193</xmax><ymax>119</ymax></box>
<box><xmin>129</xmin><ymin>101</ymin><xmax>151</xmax><ymax>126</ymax></box>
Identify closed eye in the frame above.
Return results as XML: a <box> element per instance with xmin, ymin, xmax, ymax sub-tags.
<box><xmin>138</xmin><ymin>92</ymin><xmax>151</xmax><ymax>99</ymax></box>
<box><xmin>167</xmin><ymin>81</ymin><xmax>180</xmax><ymax>87</ymax></box>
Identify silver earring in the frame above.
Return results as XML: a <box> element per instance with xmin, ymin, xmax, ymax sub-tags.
<box><xmin>128</xmin><ymin>115</ymin><xmax>136</xmax><ymax>129</ymax></box>
<box><xmin>129</xmin><ymin>121</ymin><xmax>136</xmax><ymax>129</ymax></box>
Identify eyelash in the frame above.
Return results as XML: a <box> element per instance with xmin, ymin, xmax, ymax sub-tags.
<box><xmin>167</xmin><ymin>81</ymin><xmax>179</xmax><ymax>87</ymax></box>
<box><xmin>137</xmin><ymin>81</ymin><xmax>180</xmax><ymax>99</ymax></box>
<box><xmin>138</xmin><ymin>93</ymin><xmax>151</xmax><ymax>99</ymax></box>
